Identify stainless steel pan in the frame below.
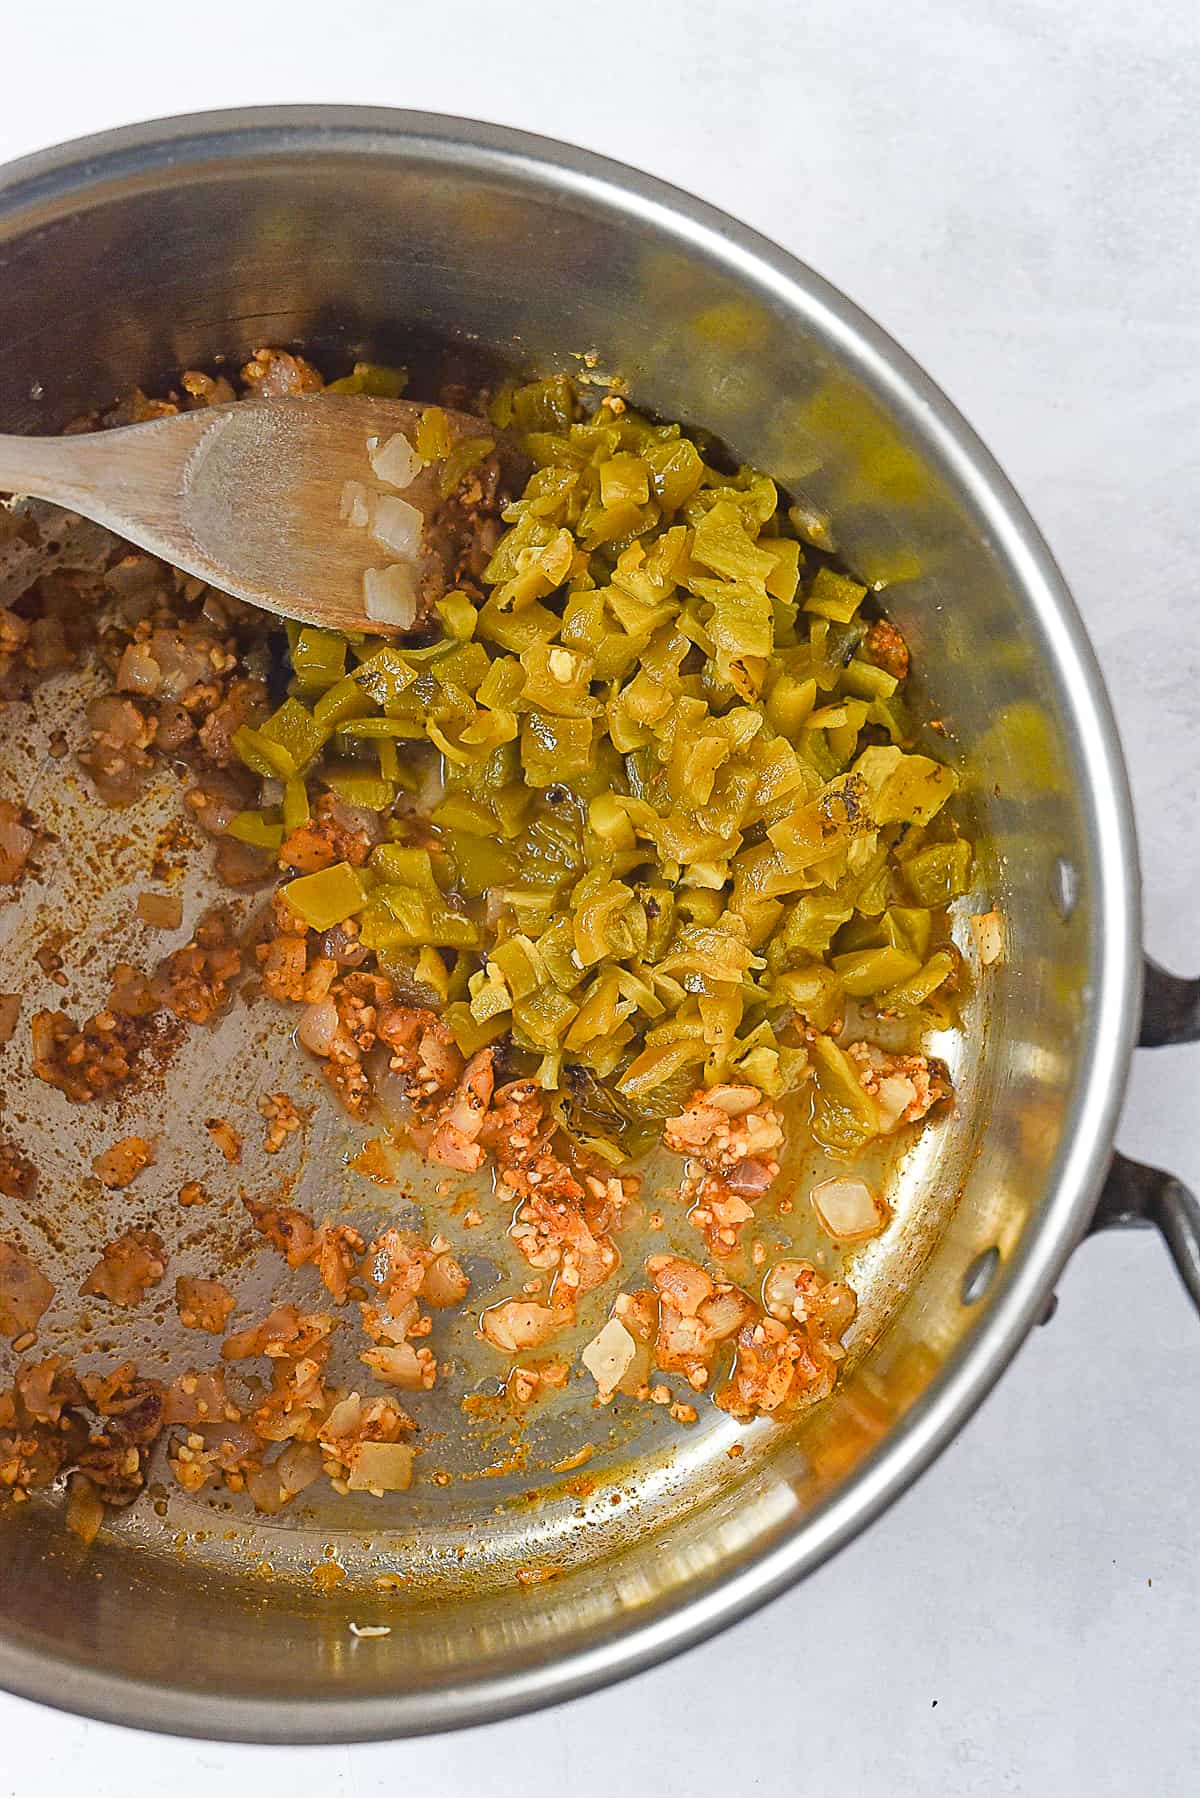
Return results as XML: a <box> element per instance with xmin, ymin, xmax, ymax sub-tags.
<box><xmin>0</xmin><ymin>107</ymin><xmax>1194</xmax><ymax>1744</ymax></box>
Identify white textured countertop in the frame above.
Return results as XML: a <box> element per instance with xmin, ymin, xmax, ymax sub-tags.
<box><xmin>1</xmin><ymin>2</ymin><xmax>1197</xmax><ymax>1792</ymax></box>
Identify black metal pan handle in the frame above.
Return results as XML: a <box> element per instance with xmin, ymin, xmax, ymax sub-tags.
<box><xmin>1138</xmin><ymin>958</ymin><xmax>1200</xmax><ymax>1047</ymax></box>
<box><xmin>1089</xmin><ymin>958</ymin><xmax>1200</xmax><ymax>1313</ymax></box>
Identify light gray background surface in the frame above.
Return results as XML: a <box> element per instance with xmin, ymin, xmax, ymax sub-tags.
<box><xmin>0</xmin><ymin>2</ymin><xmax>1197</xmax><ymax>1792</ymax></box>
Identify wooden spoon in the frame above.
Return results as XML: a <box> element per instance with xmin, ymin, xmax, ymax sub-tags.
<box><xmin>0</xmin><ymin>394</ymin><xmax>502</xmax><ymax>634</ymax></box>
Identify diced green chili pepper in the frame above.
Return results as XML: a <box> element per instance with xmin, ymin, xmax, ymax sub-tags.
<box><xmin>415</xmin><ymin>406</ymin><xmax>452</xmax><ymax>462</ymax></box>
<box><xmin>376</xmin><ymin>738</ymin><xmax>400</xmax><ymax>784</ymax></box>
<box><xmin>771</xmin><ymin>963</ymin><xmax>844</xmax><ymax>1033</ymax></box>
<box><xmin>282</xmin><ymin>861</ymin><xmax>370</xmax><ymax>931</ymax></box>
<box><xmin>809</xmin><ymin>1032</ymin><xmax>880</xmax><ymax>1152</ymax></box>
<box><xmin>337</xmin><ymin>716</ymin><xmax>427</xmax><ymax>739</ymax></box>
<box><xmin>854</xmin><ymin>745</ymin><xmax>957</xmax><ymax>826</ymax></box>
<box><xmin>227</xmin><ymin>811</ymin><xmax>285</xmax><ymax>851</ymax></box>
<box><xmin>513</xmin><ymin>984</ymin><xmax>580</xmax><ymax>1050</ymax></box>
<box><xmin>439</xmin><ymin>435</ymin><xmax>495</xmax><ymax>498</ymax></box>
<box><xmin>443</xmin><ymin>1001</ymin><xmax>510</xmax><ymax>1057</ymax></box>
<box><xmin>831</xmin><ymin>946</ymin><xmax>923</xmax><ymax>997</ymax></box>
<box><xmin>903</xmin><ymin>839</ymin><xmax>973</xmax><ymax>905</ymax></box>
<box><xmin>520</xmin><ymin>713</ymin><xmax>594</xmax><ymax>786</ymax></box>
<box><xmin>290</xmin><ymin>627</ymin><xmax>347</xmax><ymax>691</ymax></box>
<box><xmin>447</xmin><ymin>834</ymin><xmax>518</xmax><ymax>897</ymax></box>
<box><xmin>430</xmin><ymin>793</ymin><xmax>496</xmax><ymax>836</ymax></box>
<box><xmin>885</xmin><ymin>906</ymin><xmax>933</xmax><ymax>960</ymax></box>
<box><xmin>841</xmin><ymin>656</ymin><xmax>898</xmax><ymax>701</ymax></box>
<box><xmin>282</xmin><ymin>778</ymin><xmax>310</xmax><ymax>833</ymax></box>
<box><xmin>314</xmin><ymin>676</ymin><xmax>377</xmax><ymax>730</ymax></box>
<box><xmin>414</xmin><ymin>947</ymin><xmax>450</xmax><ymax>1000</ymax></box>
<box><xmin>368</xmin><ymin>842</ymin><xmax>443</xmax><ymax>893</ymax></box>
<box><xmin>804</xmin><ymin>566</ymin><xmax>868</xmax><ymax>623</ymax></box>
<box><xmin>326</xmin><ymin>362</ymin><xmax>407</xmax><ymax>397</ymax></box>
<box><xmin>644</xmin><ymin>437</ymin><xmax>704</xmax><ymax>511</ymax></box>
<box><xmin>231</xmin><ymin>725</ymin><xmax>284</xmax><ymax>780</ymax></box>
<box><xmin>322</xmin><ymin>765</ymin><xmax>397</xmax><ymax>811</ymax></box>
<box><xmin>378</xmin><ymin>884</ymin><xmax>479</xmax><ymax>949</ymax></box>
<box><xmin>436</xmin><ymin>591</ymin><xmax>479</xmax><ymax>641</ymax></box>
<box><xmin>878</xmin><ymin>949</ymin><xmax>956</xmax><ymax>1011</ymax></box>
<box><xmin>259</xmin><ymin>699</ymin><xmax>328</xmax><ymax>776</ymax></box>
<box><xmin>352</xmin><ymin>647</ymin><xmax>419</xmax><ymax>716</ymax></box>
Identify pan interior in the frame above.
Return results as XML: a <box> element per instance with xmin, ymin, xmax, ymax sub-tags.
<box><xmin>0</xmin><ymin>493</ymin><xmax>976</xmax><ymax>1601</ymax></box>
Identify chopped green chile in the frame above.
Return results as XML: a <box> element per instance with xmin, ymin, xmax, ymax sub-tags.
<box><xmin>227</xmin><ymin>810</ymin><xmax>285</xmax><ymax>851</ymax></box>
<box><xmin>322</xmin><ymin>766</ymin><xmax>397</xmax><ymax>811</ymax></box>
<box><xmin>803</xmin><ymin>566</ymin><xmax>868</xmax><ymax>624</ymax></box>
<box><xmin>325</xmin><ymin>361</ymin><xmax>407</xmax><ymax>397</ymax></box>
<box><xmin>520</xmin><ymin>713</ymin><xmax>594</xmax><ymax>786</ymax></box>
<box><xmin>415</xmin><ymin>406</ymin><xmax>453</xmax><ymax>462</ymax></box>
<box><xmin>878</xmin><ymin>949</ymin><xmax>957</xmax><ymax>1012</ymax></box>
<box><xmin>261</xmin><ymin>700</ymin><xmax>328</xmax><ymax>773</ymax></box>
<box><xmin>902</xmin><ymin>839</ymin><xmax>973</xmax><ymax>906</ymax></box>
<box><xmin>771</xmin><ymin>964</ymin><xmax>844</xmax><ymax>1033</ymax></box>
<box><xmin>282</xmin><ymin>778</ymin><xmax>310</xmax><ymax>832</ymax></box>
<box><xmin>262</xmin><ymin>372</ymin><xmax>967</xmax><ymax>1117</ymax></box>
<box><xmin>809</xmin><ymin>1033</ymin><xmax>881</xmax><ymax>1153</ymax></box>
<box><xmin>282</xmin><ymin>862</ymin><xmax>370</xmax><ymax>931</ymax></box>
<box><xmin>233</xmin><ymin>698</ymin><xmax>329</xmax><ymax>781</ymax></box>
<box><xmin>831</xmin><ymin>945</ymin><xmax>922</xmax><ymax>998</ymax></box>
<box><xmin>313</xmin><ymin>676</ymin><xmax>376</xmax><ymax>729</ymax></box>
<box><xmin>291</xmin><ymin>627</ymin><xmax>347</xmax><ymax>691</ymax></box>
<box><xmin>436</xmin><ymin>591</ymin><xmax>478</xmax><ymax>641</ymax></box>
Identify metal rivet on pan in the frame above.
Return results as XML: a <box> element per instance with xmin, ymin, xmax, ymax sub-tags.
<box><xmin>1051</xmin><ymin>857</ymin><xmax>1078</xmax><ymax>920</ymax></box>
<box><xmin>961</xmin><ymin>1245</ymin><xmax>1000</xmax><ymax>1306</ymax></box>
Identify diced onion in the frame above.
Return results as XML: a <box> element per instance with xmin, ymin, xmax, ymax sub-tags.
<box><xmin>346</xmin><ymin>1441</ymin><xmax>414</xmax><ymax>1492</ymax></box>
<box><xmin>370</xmin><ymin>495</ymin><xmax>424</xmax><ymax>560</ymax></box>
<box><xmin>146</xmin><ymin>629</ymin><xmax>214</xmax><ymax>701</ymax></box>
<box><xmin>423</xmin><ymin>1247</ymin><xmax>469</xmax><ymax>1308</ymax></box>
<box><xmin>298</xmin><ymin>995</ymin><xmax>339</xmax><ymax>1055</ymax></box>
<box><xmin>369</xmin><ymin>431</ymin><xmax>423</xmax><ymax>490</ymax></box>
<box><xmin>581</xmin><ymin>1316</ymin><xmax>636</xmax><ymax>1399</ymax></box>
<box><xmin>361</xmin><ymin>1341</ymin><xmax>425</xmax><ymax>1389</ymax></box>
<box><xmin>339</xmin><ymin>480</ymin><xmax>371</xmax><ymax>528</ymax></box>
<box><xmin>116</xmin><ymin>640</ymin><xmax>163</xmax><ymax>696</ymax></box>
<box><xmin>318</xmin><ymin>921</ymin><xmax>371</xmax><ymax>969</ymax></box>
<box><xmin>969</xmin><ymin>909</ymin><xmax>1005</xmax><ymax>965</ymax></box>
<box><xmin>481</xmin><ymin>1300</ymin><xmax>556</xmax><ymax>1353</ymax></box>
<box><xmin>277</xmin><ymin>1440</ymin><xmax>324</xmax><ymax>1495</ymax></box>
<box><xmin>0</xmin><ymin>1239</ymin><xmax>54</xmax><ymax>1334</ymax></box>
<box><xmin>697</xmin><ymin>1288</ymin><xmax>747</xmax><ymax>1338</ymax></box>
<box><xmin>245</xmin><ymin>1465</ymin><xmax>288</xmax><ymax>1515</ymax></box>
<box><xmin>65</xmin><ymin>1476</ymin><xmax>105</xmax><ymax>1547</ymax></box>
<box><xmin>321</xmin><ymin>1393</ymin><xmax>363</xmax><ymax>1439</ymax></box>
<box><xmin>706</xmin><ymin>1085</ymin><xmax>761</xmax><ymax>1117</ymax></box>
<box><xmin>362</xmin><ymin>563</ymin><xmax>419</xmax><ymax>629</ymax></box>
<box><xmin>811</xmin><ymin>1175</ymin><xmax>887</xmax><ymax>1242</ymax></box>
<box><xmin>874</xmin><ymin>1075</ymin><xmax>915</xmax><ymax>1133</ymax></box>
<box><xmin>727</xmin><ymin>1156</ymin><xmax>774</xmax><ymax>1197</ymax></box>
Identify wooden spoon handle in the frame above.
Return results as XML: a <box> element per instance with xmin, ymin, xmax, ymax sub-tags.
<box><xmin>0</xmin><ymin>427</ymin><xmax>115</xmax><ymax>509</ymax></box>
<box><xmin>0</xmin><ymin>413</ymin><xmax>211</xmax><ymax>539</ymax></box>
